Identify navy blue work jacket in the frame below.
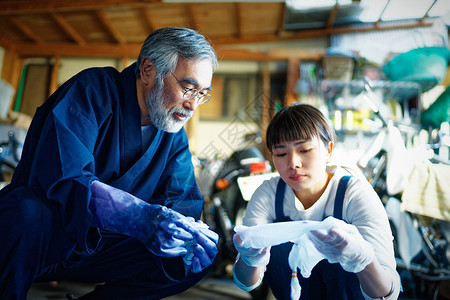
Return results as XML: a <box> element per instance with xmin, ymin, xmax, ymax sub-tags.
<box><xmin>1</xmin><ymin>63</ymin><xmax>203</xmax><ymax>253</ymax></box>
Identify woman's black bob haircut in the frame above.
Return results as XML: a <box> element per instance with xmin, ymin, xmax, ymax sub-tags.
<box><xmin>266</xmin><ymin>104</ymin><xmax>336</xmax><ymax>152</ymax></box>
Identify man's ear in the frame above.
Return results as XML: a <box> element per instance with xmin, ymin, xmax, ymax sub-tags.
<box><xmin>140</xmin><ymin>58</ymin><xmax>154</xmax><ymax>85</ymax></box>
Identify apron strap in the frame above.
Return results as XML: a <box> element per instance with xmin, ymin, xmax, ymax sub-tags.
<box><xmin>275</xmin><ymin>175</ymin><xmax>352</xmax><ymax>222</ymax></box>
<box><xmin>275</xmin><ymin>179</ymin><xmax>290</xmax><ymax>222</ymax></box>
<box><xmin>333</xmin><ymin>175</ymin><xmax>352</xmax><ymax>220</ymax></box>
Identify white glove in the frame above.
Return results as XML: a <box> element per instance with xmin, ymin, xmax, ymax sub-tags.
<box><xmin>307</xmin><ymin>217</ymin><xmax>375</xmax><ymax>273</ymax></box>
<box><xmin>233</xmin><ymin>233</ymin><xmax>271</xmax><ymax>267</ymax></box>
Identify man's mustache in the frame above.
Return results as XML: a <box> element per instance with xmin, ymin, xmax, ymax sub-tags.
<box><xmin>170</xmin><ymin>107</ymin><xmax>193</xmax><ymax>120</ymax></box>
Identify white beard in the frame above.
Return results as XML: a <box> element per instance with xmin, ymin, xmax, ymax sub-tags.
<box><xmin>146</xmin><ymin>80</ymin><xmax>193</xmax><ymax>133</ymax></box>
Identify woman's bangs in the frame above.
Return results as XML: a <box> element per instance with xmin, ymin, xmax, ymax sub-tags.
<box><xmin>272</xmin><ymin>114</ymin><xmax>312</xmax><ymax>146</ymax></box>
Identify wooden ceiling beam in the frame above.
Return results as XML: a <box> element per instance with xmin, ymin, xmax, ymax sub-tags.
<box><xmin>9</xmin><ymin>41</ymin><xmax>321</xmax><ymax>62</ymax></box>
<box><xmin>330</xmin><ymin>18</ymin><xmax>433</xmax><ymax>34</ymax></box>
<box><xmin>187</xmin><ymin>4</ymin><xmax>200</xmax><ymax>31</ymax></box>
<box><xmin>235</xmin><ymin>3</ymin><xmax>243</xmax><ymax>39</ymax></box>
<box><xmin>268</xmin><ymin>48</ymin><xmax>325</xmax><ymax>61</ymax></box>
<box><xmin>141</xmin><ymin>8</ymin><xmax>156</xmax><ymax>33</ymax></box>
<box><xmin>8</xmin><ymin>42</ymin><xmax>268</xmax><ymax>61</ymax></box>
<box><xmin>51</xmin><ymin>13</ymin><xmax>86</xmax><ymax>46</ymax></box>
<box><xmin>0</xmin><ymin>0</ymin><xmax>162</xmax><ymax>14</ymax></box>
<box><xmin>95</xmin><ymin>10</ymin><xmax>126</xmax><ymax>45</ymax></box>
<box><xmin>0</xmin><ymin>34</ymin><xmax>15</xmax><ymax>51</ymax></box>
<box><xmin>326</xmin><ymin>3</ymin><xmax>338</xmax><ymax>29</ymax></box>
<box><xmin>214</xmin><ymin>18</ymin><xmax>434</xmax><ymax>45</ymax></box>
<box><xmin>5</xmin><ymin>18</ymin><xmax>434</xmax><ymax>58</ymax></box>
<box><xmin>9</xmin><ymin>16</ymin><xmax>43</xmax><ymax>44</ymax></box>
<box><xmin>12</xmin><ymin>42</ymin><xmax>143</xmax><ymax>58</ymax></box>
<box><xmin>276</xmin><ymin>2</ymin><xmax>287</xmax><ymax>36</ymax></box>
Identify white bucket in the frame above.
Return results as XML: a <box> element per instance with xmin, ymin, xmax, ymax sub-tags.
<box><xmin>0</xmin><ymin>78</ymin><xmax>14</xmax><ymax>119</ymax></box>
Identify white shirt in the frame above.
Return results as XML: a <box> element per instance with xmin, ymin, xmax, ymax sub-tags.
<box><xmin>238</xmin><ymin>165</ymin><xmax>400</xmax><ymax>300</ymax></box>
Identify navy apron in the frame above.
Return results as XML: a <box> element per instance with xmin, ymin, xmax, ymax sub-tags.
<box><xmin>265</xmin><ymin>176</ymin><xmax>365</xmax><ymax>300</ymax></box>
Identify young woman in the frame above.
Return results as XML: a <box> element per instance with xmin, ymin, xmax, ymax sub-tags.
<box><xmin>232</xmin><ymin>104</ymin><xmax>400</xmax><ymax>299</ymax></box>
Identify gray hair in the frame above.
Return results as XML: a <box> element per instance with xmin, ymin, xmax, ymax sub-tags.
<box><xmin>136</xmin><ymin>27</ymin><xmax>218</xmax><ymax>83</ymax></box>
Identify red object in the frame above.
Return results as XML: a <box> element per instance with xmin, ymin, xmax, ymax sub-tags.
<box><xmin>250</xmin><ymin>161</ymin><xmax>268</xmax><ymax>174</ymax></box>
<box><xmin>215</xmin><ymin>178</ymin><xmax>229</xmax><ymax>190</ymax></box>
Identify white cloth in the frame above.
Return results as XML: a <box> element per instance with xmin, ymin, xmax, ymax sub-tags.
<box><xmin>358</xmin><ymin>123</ymin><xmax>428</xmax><ymax>196</ymax></box>
<box><xmin>401</xmin><ymin>161</ymin><xmax>450</xmax><ymax>221</ymax></box>
<box><xmin>235</xmin><ymin>217</ymin><xmax>374</xmax><ymax>300</ymax></box>
<box><xmin>235</xmin><ymin>220</ymin><xmax>325</xmax><ymax>299</ymax></box>
<box><xmin>237</xmin><ymin>165</ymin><xmax>401</xmax><ymax>300</ymax></box>
<box><xmin>385</xmin><ymin>197</ymin><xmax>422</xmax><ymax>268</ymax></box>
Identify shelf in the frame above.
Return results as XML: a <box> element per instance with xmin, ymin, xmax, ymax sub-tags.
<box><xmin>321</xmin><ymin>79</ymin><xmax>422</xmax><ymax>104</ymax></box>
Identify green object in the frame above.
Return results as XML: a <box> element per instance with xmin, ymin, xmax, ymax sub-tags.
<box><xmin>14</xmin><ymin>64</ymin><xmax>27</xmax><ymax>112</ymax></box>
<box><xmin>383</xmin><ymin>47</ymin><xmax>450</xmax><ymax>92</ymax></box>
<box><xmin>421</xmin><ymin>86</ymin><xmax>450</xmax><ymax>129</ymax></box>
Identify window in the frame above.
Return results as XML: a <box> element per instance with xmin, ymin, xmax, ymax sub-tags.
<box><xmin>200</xmin><ymin>73</ymin><xmax>263</xmax><ymax>123</ymax></box>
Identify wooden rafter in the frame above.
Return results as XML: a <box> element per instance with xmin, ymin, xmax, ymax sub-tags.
<box><xmin>0</xmin><ymin>34</ymin><xmax>14</xmax><ymax>50</ymax></box>
<box><xmin>7</xmin><ymin>17</ymin><xmax>433</xmax><ymax>59</ymax></box>
<box><xmin>326</xmin><ymin>3</ymin><xmax>339</xmax><ymax>29</ymax></box>
<box><xmin>141</xmin><ymin>8</ymin><xmax>156</xmax><ymax>33</ymax></box>
<box><xmin>187</xmin><ymin>4</ymin><xmax>199</xmax><ymax>31</ymax></box>
<box><xmin>95</xmin><ymin>9</ymin><xmax>126</xmax><ymax>45</ymax></box>
<box><xmin>276</xmin><ymin>3</ymin><xmax>287</xmax><ymax>36</ymax></box>
<box><xmin>235</xmin><ymin>3</ymin><xmax>243</xmax><ymax>39</ymax></box>
<box><xmin>0</xmin><ymin>0</ymin><xmax>162</xmax><ymax>14</ymax></box>
<box><xmin>11</xmin><ymin>42</ymin><xmax>142</xmax><ymax>58</ymax></box>
<box><xmin>9</xmin><ymin>16</ymin><xmax>43</xmax><ymax>44</ymax></box>
<box><xmin>51</xmin><ymin>13</ymin><xmax>86</xmax><ymax>45</ymax></box>
<box><xmin>0</xmin><ymin>0</ymin><xmax>441</xmax><ymax>59</ymax></box>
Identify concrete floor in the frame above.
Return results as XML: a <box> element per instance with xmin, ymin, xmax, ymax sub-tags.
<box><xmin>25</xmin><ymin>274</ymin><xmax>449</xmax><ymax>300</ymax></box>
<box><xmin>27</xmin><ymin>276</ymin><xmax>254</xmax><ymax>300</ymax></box>
<box><xmin>26</xmin><ymin>278</ymin><xmax>435</xmax><ymax>300</ymax></box>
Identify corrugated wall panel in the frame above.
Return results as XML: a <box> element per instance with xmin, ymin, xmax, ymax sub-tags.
<box><xmin>331</xmin><ymin>19</ymin><xmax>448</xmax><ymax>64</ymax></box>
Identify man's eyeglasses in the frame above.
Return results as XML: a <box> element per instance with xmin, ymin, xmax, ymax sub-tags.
<box><xmin>171</xmin><ymin>73</ymin><xmax>212</xmax><ymax>105</ymax></box>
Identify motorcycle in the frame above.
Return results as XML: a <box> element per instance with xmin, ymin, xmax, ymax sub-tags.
<box><xmin>195</xmin><ymin>131</ymin><xmax>276</xmax><ymax>278</ymax></box>
<box><xmin>357</xmin><ymin>78</ymin><xmax>450</xmax><ymax>300</ymax></box>
<box><xmin>0</xmin><ymin>125</ymin><xmax>25</xmax><ymax>187</ymax></box>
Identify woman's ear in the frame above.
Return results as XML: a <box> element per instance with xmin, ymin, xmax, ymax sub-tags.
<box><xmin>326</xmin><ymin>141</ymin><xmax>334</xmax><ymax>162</ymax></box>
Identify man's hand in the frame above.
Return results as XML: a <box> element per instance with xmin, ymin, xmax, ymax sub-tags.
<box><xmin>90</xmin><ymin>180</ymin><xmax>218</xmax><ymax>273</ymax></box>
<box><xmin>139</xmin><ymin>205</ymin><xmax>219</xmax><ymax>272</ymax></box>
<box><xmin>139</xmin><ymin>205</ymin><xmax>195</xmax><ymax>256</ymax></box>
<box><xmin>184</xmin><ymin>223</ymin><xmax>219</xmax><ymax>273</ymax></box>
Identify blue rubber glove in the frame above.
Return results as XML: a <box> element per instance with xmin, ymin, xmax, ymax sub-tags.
<box><xmin>90</xmin><ymin>180</ymin><xmax>218</xmax><ymax>270</ymax></box>
<box><xmin>184</xmin><ymin>223</ymin><xmax>219</xmax><ymax>273</ymax></box>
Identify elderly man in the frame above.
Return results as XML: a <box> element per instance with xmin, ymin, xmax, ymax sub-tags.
<box><xmin>0</xmin><ymin>27</ymin><xmax>219</xmax><ymax>299</ymax></box>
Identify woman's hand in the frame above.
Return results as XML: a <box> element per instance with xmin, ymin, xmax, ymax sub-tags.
<box><xmin>307</xmin><ymin>217</ymin><xmax>375</xmax><ymax>273</ymax></box>
<box><xmin>233</xmin><ymin>233</ymin><xmax>271</xmax><ymax>267</ymax></box>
